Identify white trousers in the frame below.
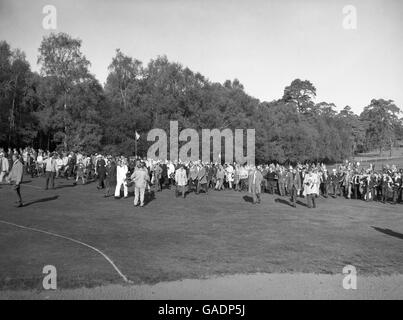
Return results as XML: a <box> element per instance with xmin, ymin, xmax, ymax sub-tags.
<box><xmin>115</xmin><ymin>180</ymin><xmax>128</xmax><ymax>197</ymax></box>
<box><xmin>134</xmin><ymin>187</ymin><xmax>145</xmax><ymax>206</ymax></box>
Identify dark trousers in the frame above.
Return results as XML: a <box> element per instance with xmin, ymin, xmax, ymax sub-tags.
<box><xmin>155</xmin><ymin>177</ymin><xmax>163</xmax><ymax>191</ymax></box>
<box><xmin>290</xmin><ymin>187</ymin><xmax>298</xmax><ymax>207</ymax></box>
<box><xmin>307</xmin><ymin>193</ymin><xmax>316</xmax><ymax>208</ymax></box>
<box><xmin>105</xmin><ymin>181</ymin><xmax>116</xmax><ymax>197</ymax></box>
<box><xmin>189</xmin><ymin>179</ymin><xmax>197</xmax><ymax>192</ymax></box>
<box><xmin>45</xmin><ymin>171</ymin><xmax>55</xmax><ymax>189</ymax></box>
<box><xmin>197</xmin><ymin>182</ymin><xmax>208</xmax><ymax>194</ymax></box>
<box><xmin>176</xmin><ymin>185</ymin><xmax>186</xmax><ymax>198</ymax></box>
<box><xmin>207</xmin><ymin>177</ymin><xmax>213</xmax><ymax>189</ymax></box>
<box><xmin>15</xmin><ymin>184</ymin><xmax>22</xmax><ymax>204</ymax></box>
<box><xmin>382</xmin><ymin>186</ymin><xmax>388</xmax><ymax>202</ymax></box>
<box><xmin>240</xmin><ymin>179</ymin><xmax>247</xmax><ymax>191</ymax></box>
<box><xmin>267</xmin><ymin>180</ymin><xmax>277</xmax><ymax>194</ymax></box>
<box><xmin>372</xmin><ymin>187</ymin><xmax>378</xmax><ymax>201</ymax></box>
<box><xmin>393</xmin><ymin>188</ymin><xmax>401</xmax><ymax>204</ymax></box>
<box><xmin>98</xmin><ymin>175</ymin><xmax>105</xmax><ymax>189</ymax></box>
<box><xmin>323</xmin><ymin>183</ymin><xmax>330</xmax><ymax>197</ymax></box>
<box><xmin>353</xmin><ymin>184</ymin><xmax>359</xmax><ymax>199</ymax></box>
<box><xmin>169</xmin><ymin>177</ymin><xmax>175</xmax><ymax>187</ymax></box>
<box><xmin>67</xmin><ymin>166</ymin><xmax>74</xmax><ymax>178</ymax></box>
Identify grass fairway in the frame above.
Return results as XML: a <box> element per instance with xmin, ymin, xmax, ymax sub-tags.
<box><xmin>0</xmin><ymin>177</ymin><xmax>402</xmax><ymax>291</ymax></box>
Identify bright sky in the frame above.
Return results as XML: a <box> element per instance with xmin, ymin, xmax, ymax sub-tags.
<box><xmin>0</xmin><ymin>0</ymin><xmax>402</xmax><ymax>114</ymax></box>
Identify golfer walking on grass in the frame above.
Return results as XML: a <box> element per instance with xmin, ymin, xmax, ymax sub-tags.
<box><xmin>7</xmin><ymin>153</ymin><xmax>24</xmax><ymax>207</ymax></box>
<box><xmin>131</xmin><ymin>161</ymin><xmax>150</xmax><ymax>207</ymax></box>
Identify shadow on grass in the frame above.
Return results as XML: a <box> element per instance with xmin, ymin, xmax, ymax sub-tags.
<box><xmin>56</xmin><ymin>184</ymin><xmax>76</xmax><ymax>189</ymax></box>
<box><xmin>296</xmin><ymin>200</ymin><xmax>308</xmax><ymax>207</ymax></box>
<box><xmin>23</xmin><ymin>195</ymin><xmax>59</xmax><ymax>207</ymax></box>
<box><xmin>243</xmin><ymin>195</ymin><xmax>254</xmax><ymax>203</ymax></box>
<box><xmin>275</xmin><ymin>198</ymin><xmax>296</xmax><ymax>207</ymax></box>
<box><xmin>372</xmin><ymin>226</ymin><xmax>403</xmax><ymax>240</ymax></box>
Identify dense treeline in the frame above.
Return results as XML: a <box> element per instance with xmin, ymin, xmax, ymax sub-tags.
<box><xmin>1</xmin><ymin>33</ymin><xmax>402</xmax><ymax>163</ymax></box>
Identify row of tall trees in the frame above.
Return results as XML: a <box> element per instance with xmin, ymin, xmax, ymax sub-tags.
<box><xmin>1</xmin><ymin>33</ymin><xmax>402</xmax><ymax>163</ymax></box>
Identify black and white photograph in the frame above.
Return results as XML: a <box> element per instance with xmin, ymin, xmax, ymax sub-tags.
<box><xmin>0</xmin><ymin>0</ymin><xmax>402</xmax><ymax>305</ymax></box>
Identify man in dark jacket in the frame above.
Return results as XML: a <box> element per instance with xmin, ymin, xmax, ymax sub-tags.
<box><xmin>66</xmin><ymin>153</ymin><xmax>76</xmax><ymax>179</ymax></box>
<box><xmin>96</xmin><ymin>155</ymin><xmax>106</xmax><ymax>189</ymax></box>
<box><xmin>161</xmin><ymin>162</ymin><xmax>168</xmax><ymax>189</ymax></box>
<box><xmin>266</xmin><ymin>168</ymin><xmax>278</xmax><ymax>194</ymax></box>
<box><xmin>286</xmin><ymin>167</ymin><xmax>301</xmax><ymax>208</ymax></box>
<box><xmin>104</xmin><ymin>159</ymin><xmax>117</xmax><ymax>197</ymax></box>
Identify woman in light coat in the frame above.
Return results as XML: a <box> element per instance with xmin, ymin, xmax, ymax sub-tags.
<box><xmin>175</xmin><ymin>165</ymin><xmax>188</xmax><ymax>198</ymax></box>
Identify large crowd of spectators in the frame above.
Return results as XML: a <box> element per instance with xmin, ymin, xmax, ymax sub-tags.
<box><xmin>1</xmin><ymin>147</ymin><xmax>402</xmax><ymax>208</ymax></box>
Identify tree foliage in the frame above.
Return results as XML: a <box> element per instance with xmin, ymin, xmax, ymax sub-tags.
<box><xmin>1</xmin><ymin>33</ymin><xmax>402</xmax><ymax>163</ymax></box>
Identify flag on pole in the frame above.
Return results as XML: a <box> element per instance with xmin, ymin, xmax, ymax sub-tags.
<box><xmin>134</xmin><ymin>131</ymin><xmax>139</xmax><ymax>157</ymax></box>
